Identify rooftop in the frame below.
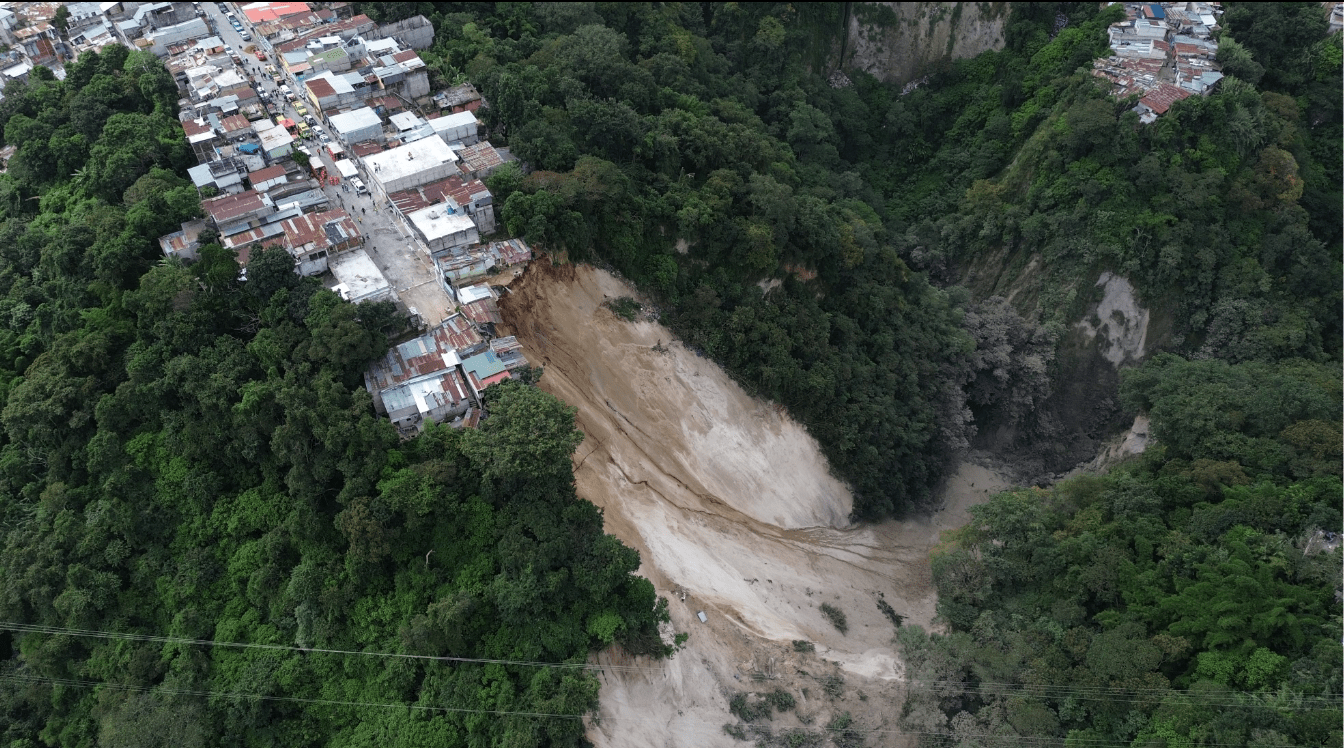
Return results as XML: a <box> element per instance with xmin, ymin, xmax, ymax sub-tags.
<box><xmin>461</xmin><ymin>350</ymin><xmax>511</xmax><ymax>392</ymax></box>
<box><xmin>249</xmin><ymin>164</ymin><xmax>287</xmax><ymax>184</ymax></box>
<box><xmin>202</xmin><ymin>189</ymin><xmax>270</xmax><ymax>224</ymax></box>
<box><xmin>328</xmin><ymin>248</ymin><xmax>390</xmax><ymax>302</ymax></box>
<box><xmin>408</xmin><ymin>204</ymin><xmax>476</xmax><ymax>243</ymax></box>
<box><xmin>409</xmin><ymin>175</ymin><xmax>491</xmax><ymax>213</ymax></box>
<box><xmin>431</xmin><ymin>110</ymin><xmax>478</xmax><ymax>135</ymax></box>
<box><xmin>442</xmin><ymin>312</ymin><xmax>484</xmax><ymax>352</ymax></box>
<box><xmin>366</xmin><ymin>320</ymin><xmax>468</xmax><ymax>392</ymax></box>
<box><xmin>364</xmin><ymin>137</ymin><xmax>458</xmax><ymax>184</ymax></box>
<box><xmin>328</xmin><ymin>106</ymin><xmax>380</xmax><ymax>133</ymax></box>
<box><xmin>281</xmin><ymin>208</ymin><xmax>360</xmax><ymax>254</ymax></box>
<box><xmin>456</xmin><ymin>142</ymin><xmax>502</xmax><ymax>174</ymax></box>
<box><xmin>1139</xmin><ymin>83</ymin><xmax>1193</xmax><ymax>115</ymax></box>
<box><xmin>242</xmin><ymin>1</ymin><xmax>313</xmax><ymax>23</ymax></box>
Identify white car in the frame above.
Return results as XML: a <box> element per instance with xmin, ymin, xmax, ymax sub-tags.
<box><xmin>350</xmin><ymin>177</ymin><xmax>368</xmax><ymax>195</ymax></box>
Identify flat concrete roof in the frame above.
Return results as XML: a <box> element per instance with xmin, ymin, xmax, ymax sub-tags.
<box><xmin>407</xmin><ymin>204</ymin><xmax>475</xmax><ymax>243</ymax></box>
<box><xmin>364</xmin><ymin>137</ymin><xmax>458</xmax><ymax>186</ymax></box>
<box><xmin>329</xmin><ymin>248</ymin><xmax>390</xmax><ymax>302</ymax></box>
<box><xmin>328</xmin><ymin>106</ymin><xmax>380</xmax><ymax>133</ymax></box>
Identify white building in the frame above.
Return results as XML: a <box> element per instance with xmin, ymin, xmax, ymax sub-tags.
<box><xmin>407</xmin><ymin>204</ymin><xmax>479</xmax><ymax>256</ymax></box>
<box><xmin>431</xmin><ymin>110</ymin><xmax>479</xmax><ymax>145</ymax></box>
<box><xmin>329</xmin><ymin>248</ymin><xmax>394</xmax><ymax>304</ymax></box>
<box><xmin>363</xmin><ymin>137</ymin><xmax>459</xmax><ymax>202</ymax></box>
<box><xmin>329</xmin><ymin>106</ymin><xmax>382</xmax><ymax>145</ymax></box>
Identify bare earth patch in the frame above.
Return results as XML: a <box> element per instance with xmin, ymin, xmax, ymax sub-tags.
<box><xmin>497</xmin><ymin>260</ymin><xmax>1012</xmax><ymax>746</ymax></box>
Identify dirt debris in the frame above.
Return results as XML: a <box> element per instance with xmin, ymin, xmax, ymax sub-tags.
<box><xmin>496</xmin><ymin>260</ymin><xmax>1012</xmax><ymax>747</ymax></box>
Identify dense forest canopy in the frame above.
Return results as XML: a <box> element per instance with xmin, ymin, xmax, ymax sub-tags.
<box><xmin>906</xmin><ymin>353</ymin><xmax>1341</xmax><ymax>748</ymax></box>
<box><xmin>362</xmin><ymin>0</ymin><xmax>1341</xmax><ymax>517</ymax></box>
<box><xmin>0</xmin><ymin>47</ymin><xmax>667</xmax><ymax>748</ymax></box>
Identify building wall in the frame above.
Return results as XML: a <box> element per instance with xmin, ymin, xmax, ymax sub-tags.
<box><xmin>373</xmin><ymin>159</ymin><xmax>457</xmax><ymax>199</ymax></box>
<box><xmin>369</xmin><ymin>15</ymin><xmax>435</xmax><ymax>50</ymax></box>
<box><xmin>296</xmin><ymin>250</ymin><xmax>328</xmax><ymax>276</ymax></box>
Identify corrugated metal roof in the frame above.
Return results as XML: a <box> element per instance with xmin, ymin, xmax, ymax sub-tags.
<box><xmin>462</xmin><ymin>349</ymin><xmax>508</xmax><ymax>380</ymax></box>
<box><xmin>462</xmin><ymin>297</ymin><xmax>502</xmax><ymax>326</ymax></box>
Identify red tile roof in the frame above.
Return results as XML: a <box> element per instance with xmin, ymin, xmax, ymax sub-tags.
<box><xmin>1140</xmin><ymin>84</ymin><xmax>1193</xmax><ymax>115</ymax></box>
<box><xmin>392</xmin><ymin>50</ymin><xmax>418</xmax><ymax>64</ymax></box>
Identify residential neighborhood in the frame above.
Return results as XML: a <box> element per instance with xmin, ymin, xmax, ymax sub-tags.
<box><xmin>1093</xmin><ymin>2</ymin><xmax>1227</xmax><ymax>122</ymax></box>
<box><xmin>0</xmin><ymin>0</ymin><xmax>532</xmax><ymax>434</ymax></box>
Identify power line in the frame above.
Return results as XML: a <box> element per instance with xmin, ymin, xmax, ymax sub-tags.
<box><xmin>0</xmin><ymin>621</ymin><xmax>662</xmax><ymax>674</ymax></box>
<box><xmin>3</xmin><ymin>621</ymin><xmax>1338</xmax><ymax>708</ymax></box>
<box><xmin>0</xmin><ymin>671</ymin><xmax>1326</xmax><ymax>748</ymax></box>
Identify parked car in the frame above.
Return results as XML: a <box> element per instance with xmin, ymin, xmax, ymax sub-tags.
<box><xmin>351</xmin><ymin>177</ymin><xmax>368</xmax><ymax>195</ymax></box>
<box><xmin>240</xmin><ymin>31</ymin><xmax>251</xmax><ymax>41</ymax></box>
<box><xmin>305</xmin><ymin>115</ymin><xmax>316</xmax><ymax>126</ymax></box>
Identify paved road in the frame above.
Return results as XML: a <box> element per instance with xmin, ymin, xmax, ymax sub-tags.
<box><xmin>202</xmin><ymin>2</ymin><xmax>455</xmax><ymax>325</ymax></box>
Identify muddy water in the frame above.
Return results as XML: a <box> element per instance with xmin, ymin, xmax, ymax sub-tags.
<box><xmin>496</xmin><ymin>261</ymin><xmax>1013</xmax><ymax>746</ymax></box>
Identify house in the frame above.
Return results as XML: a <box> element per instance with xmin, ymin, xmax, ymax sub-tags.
<box><xmin>304</xmin><ymin>69</ymin><xmax>356</xmax><ymax>109</ymax></box>
<box><xmin>430</xmin><ymin>110</ymin><xmax>479</xmax><ymax>145</ymax></box>
<box><xmin>489</xmin><ymin>336</ymin><xmax>528</xmax><ymax>370</ymax></box>
<box><xmin>426</xmin><ymin>175</ymin><xmax>495</xmax><ymax>234</ymax></box>
<box><xmin>158</xmin><ymin>218</ymin><xmax>210</xmax><ymax>262</ymax></box>
<box><xmin>1135</xmin><ymin>84</ymin><xmax>1193</xmax><ymax>123</ymax></box>
<box><xmin>367</xmin><ymin>14</ymin><xmax>434</xmax><ymax>50</ymax></box>
<box><xmin>253</xmin><ymin>119</ymin><xmax>296</xmax><ymax>159</ymax></box>
<box><xmin>434</xmin><ymin>82</ymin><xmax>482</xmax><ymax>114</ymax></box>
<box><xmin>241</xmin><ymin>2</ymin><xmax>315</xmax><ymax>24</ymax></box>
<box><xmin>365</xmin><ymin>319</ymin><xmax>473</xmax><ymax>434</ymax></box>
<box><xmin>248</xmin><ymin>164</ymin><xmax>289</xmax><ymax>192</ymax></box>
<box><xmin>188</xmin><ymin>157</ymin><xmax>247</xmax><ymax>194</ymax></box>
<box><xmin>441</xmin><ymin>312</ymin><xmax>485</xmax><ymax>354</ymax></box>
<box><xmin>407</xmin><ymin>204</ymin><xmax>478</xmax><ymax>257</ymax></box>
<box><xmin>452</xmin><ymin>141</ymin><xmax>504</xmax><ymax>181</ymax></box>
<box><xmin>280</xmin><ymin>207</ymin><xmax>360</xmax><ymax>275</ymax></box>
<box><xmin>183</xmin><ymin>117</ymin><xmax>220</xmax><ymax>162</ymax></box>
<box><xmin>490</xmin><ymin>238</ymin><xmax>532</xmax><ymax>267</ymax></box>
<box><xmin>390</xmin><ymin>111</ymin><xmax>424</xmax><ymax>135</ymax></box>
<box><xmin>328</xmin><ymin>248</ymin><xmax>392</xmax><ymax>304</ymax></box>
<box><xmin>458</xmin><ymin>283</ymin><xmax>502</xmax><ymax>327</ymax></box>
<box><xmin>455</xmin><ymin>283</ymin><xmax>493</xmax><ymax>305</ymax></box>
<box><xmin>437</xmin><ymin>249</ymin><xmax>492</xmax><ymax>286</ymax></box>
<box><xmin>363</xmin><ymin>137</ymin><xmax>459</xmax><ymax>202</ymax></box>
<box><xmin>144</xmin><ymin>16</ymin><xmax>208</xmax><ymax>56</ymax></box>
<box><xmin>459</xmin><ymin>349</ymin><xmax>513</xmax><ymax>400</ymax></box>
<box><xmin>202</xmin><ymin>189</ymin><xmax>275</xmax><ymax>228</ymax></box>
<box><xmin>329</xmin><ymin>106</ymin><xmax>382</xmax><ymax>145</ymax></box>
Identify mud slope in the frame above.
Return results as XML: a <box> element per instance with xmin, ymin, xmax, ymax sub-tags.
<box><xmin>497</xmin><ymin>261</ymin><xmax>1011</xmax><ymax>746</ymax></box>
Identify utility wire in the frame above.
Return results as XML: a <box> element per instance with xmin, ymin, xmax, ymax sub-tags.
<box><xmin>3</xmin><ymin>621</ymin><xmax>1339</xmax><ymax>708</ymax></box>
<box><xmin>0</xmin><ymin>621</ymin><xmax>660</xmax><ymax>674</ymax></box>
<box><xmin>0</xmin><ymin>671</ymin><xmax>1327</xmax><ymax>748</ymax></box>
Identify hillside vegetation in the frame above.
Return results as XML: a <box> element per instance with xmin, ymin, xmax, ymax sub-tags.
<box><xmin>368</xmin><ymin>1</ymin><xmax>1340</xmax><ymax>517</ymax></box>
<box><xmin>0</xmin><ymin>48</ymin><xmax>667</xmax><ymax>748</ymax></box>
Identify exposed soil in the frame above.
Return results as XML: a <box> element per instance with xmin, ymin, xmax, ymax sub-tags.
<box><xmin>496</xmin><ymin>260</ymin><xmax>1013</xmax><ymax>746</ymax></box>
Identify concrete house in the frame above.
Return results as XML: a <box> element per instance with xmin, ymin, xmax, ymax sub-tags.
<box><xmin>329</xmin><ymin>106</ymin><xmax>382</xmax><ymax>145</ymax></box>
<box><xmin>363</xmin><ymin>136</ymin><xmax>459</xmax><ymax>202</ymax></box>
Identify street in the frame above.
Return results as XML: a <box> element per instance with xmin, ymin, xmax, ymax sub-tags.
<box><xmin>202</xmin><ymin>3</ymin><xmax>457</xmax><ymax>326</ymax></box>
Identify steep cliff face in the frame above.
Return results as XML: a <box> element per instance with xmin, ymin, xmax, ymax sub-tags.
<box><xmin>844</xmin><ymin>2</ymin><xmax>1008</xmax><ymax>85</ymax></box>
